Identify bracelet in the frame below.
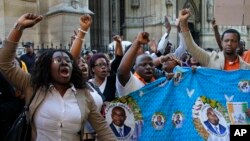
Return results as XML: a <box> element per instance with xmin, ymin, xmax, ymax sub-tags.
<box><xmin>78</xmin><ymin>28</ymin><xmax>88</xmax><ymax>34</ymax></box>
<box><xmin>74</xmin><ymin>36</ymin><xmax>84</xmax><ymax>41</ymax></box>
<box><xmin>13</xmin><ymin>23</ymin><xmax>24</xmax><ymax>31</ymax></box>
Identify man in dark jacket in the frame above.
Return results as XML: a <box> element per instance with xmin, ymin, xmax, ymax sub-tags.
<box><xmin>110</xmin><ymin>106</ymin><xmax>131</xmax><ymax>137</ymax></box>
<box><xmin>20</xmin><ymin>42</ymin><xmax>36</xmax><ymax>73</ymax></box>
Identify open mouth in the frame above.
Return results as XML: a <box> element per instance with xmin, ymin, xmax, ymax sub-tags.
<box><xmin>144</xmin><ymin>71</ymin><xmax>153</xmax><ymax>76</ymax></box>
<box><xmin>60</xmin><ymin>67</ymin><xmax>70</xmax><ymax>78</ymax></box>
<box><xmin>81</xmin><ymin>67</ymin><xmax>87</xmax><ymax>73</ymax></box>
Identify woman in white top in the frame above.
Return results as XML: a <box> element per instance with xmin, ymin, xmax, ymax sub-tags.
<box><xmin>0</xmin><ymin>13</ymin><xmax>116</xmax><ymax>141</ymax></box>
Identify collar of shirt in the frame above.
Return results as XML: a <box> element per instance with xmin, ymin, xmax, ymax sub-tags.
<box><xmin>48</xmin><ymin>83</ymin><xmax>77</xmax><ymax>95</ymax></box>
<box><xmin>113</xmin><ymin>123</ymin><xmax>124</xmax><ymax>132</ymax></box>
<box><xmin>209</xmin><ymin>121</ymin><xmax>220</xmax><ymax>132</ymax></box>
<box><xmin>133</xmin><ymin>72</ymin><xmax>155</xmax><ymax>85</ymax></box>
<box><xmin>224</xmin><ymin>57</ymin><xmax>240</xmax><ymax>70</ymax></box>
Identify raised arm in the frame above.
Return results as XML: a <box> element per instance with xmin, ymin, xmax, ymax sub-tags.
<box><xmin>0</xmin><ymin>13</ymin><xmax>42</xmax><ymax>102</ymax></box>
<box><xmin>179</xmin><ymin>9</ymin><xmax>210</xmax><ymax>66</ymax></box>
<box><xmin>70</xmin><ymin>14</ymin><xmax>92</xmax><ymax>59</ymax></box>
<box><xmin>173</xmin><ymin>19</ymin><xmax>186</xmax><ymax>59</ymax></box>
<box><xmin>211</xmin><ymin>18</ymin><xmax>222</xmax><ymax>51</ymax></box>
<box><xmin>110</xmin><ymin>35</ymin><xmax>124</xmax><ymax>74</ymax></box>
<box><xmin>117</xmin><ymin>32</ymin><xmax>150</xmax><ymax>86</ymax></box>
<box><xmin>157</xmin><ymin>16</ymin><xmax>171</xmax><ymax>55</ymax></box>
<box><xmin>113</xmin><ymin>35</ymin><xmax>123</xmax><ymax>56</ymax></box>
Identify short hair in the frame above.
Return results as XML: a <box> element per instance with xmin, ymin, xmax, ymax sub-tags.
<box><xmin>88</xmin><ymin>53</ymin><xmax>110</xmax><ymax>75</ymax></box>
<box><xmin>112</xmin><ymin>106</ymin><xmax>126</xmax><ymax>116</ymax></box>
<box><xmin>134</xmin><ymin>54</ymin><xmax>153</xmax><ymax>65</ymax></box>
<box><xmin>221</xmin><ymin>29</ymin><xmax>240</xmax><ymax>42</ymax></box>
<box><xmin>23</xmin><ymin>42</ymin><xmax>33</xmax><ymax>48</ymax></box>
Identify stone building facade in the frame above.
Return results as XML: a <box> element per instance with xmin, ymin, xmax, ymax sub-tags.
<box><xmin>0</xmin><ymin>0</ymin><xmax>249</xmax><ymax>52</ymax></box>
<box><xmin>0</xmin><ymin>0</ymin><xmax>92</xmax><ymax>50</ymax></box>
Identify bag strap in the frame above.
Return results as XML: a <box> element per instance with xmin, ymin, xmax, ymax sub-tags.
<box><xmin>24</xmin><ymin>90</ymin><xmax>36</xmax><ymax>111</ymax></box>
<box><xmin>88</xmin><ymin>81</ymin><xmax>106</xmax><ymax>101</ymax></box>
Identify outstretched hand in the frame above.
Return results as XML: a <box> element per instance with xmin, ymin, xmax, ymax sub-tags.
<box><xmin>164</xmin><ymin>16</ymin><xmax>171</xmax><ymax>32</ymax></box>
<box><xmin>80</xmin><ymin>14</ymin><xmax>92</xmax><ymax>31</ymax></box>
<box><xmin>17</xmin><ymin>13</ymin><xmax>43</xmax><ymax>29</ymax></box>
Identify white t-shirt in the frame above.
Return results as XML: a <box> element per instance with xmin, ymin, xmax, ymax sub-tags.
<box><xmin>116</xmin><ymin>72</ymin><xmax>145</xmax><ymax>97</ymax></box>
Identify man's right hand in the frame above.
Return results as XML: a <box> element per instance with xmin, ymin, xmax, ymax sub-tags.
<box><xmin>178</xmin><ymin>9</ymin><xmax>191</xmax><ymax>32</ymax></box>
<box><xmin>178</xmin><ymin>8</ymin><xmax>191</xmax><ymax>22</ymax></box>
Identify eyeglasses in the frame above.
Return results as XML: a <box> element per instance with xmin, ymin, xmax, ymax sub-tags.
<box><xmin>94</xmin><ymin>63</ymin><xmax>108</xmax><ymax>67</ymax></box>
<box><xmin>52</xmin><ymin>57</ymin><xmax>73</xmax><ymax>64</ymax></box>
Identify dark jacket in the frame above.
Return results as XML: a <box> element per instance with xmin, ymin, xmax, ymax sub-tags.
<box><xmin>20</xmin><ymin>53</ymin><xmax>36</xmax><ymax>73</ymax></box>
<box><xmin>110</xmin><ymin>123</ymin><xmax>131</xmax><ymax>137</ymax></box>
<box><xmin>204</xmin><ymin>120</ymin><xmax>226</xmax><ymax>134</ymax></box>
<box><xmin>0</xmin><ymin>72</ymin><xmax>22</xmax><ymax>138</ymax></box>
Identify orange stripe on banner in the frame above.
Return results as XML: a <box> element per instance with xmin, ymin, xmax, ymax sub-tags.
<box><xmin>227</xmin><ymin>103</ymin><xmax>234</xmax><ymax>113</ymax></box>
<box><xmin>227</xmin><ymin>103</ymin><xmax>235</xmax><ymax>124</ymax></box>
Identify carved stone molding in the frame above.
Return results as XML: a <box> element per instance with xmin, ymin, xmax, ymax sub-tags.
<box><xmin>131</xmin><ymin>0</ymin><xmax>140</xmax><ymax>9</ymax></box>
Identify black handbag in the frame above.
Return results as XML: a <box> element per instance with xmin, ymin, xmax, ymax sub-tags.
<box><xmin>3</xmin><ymin>91</ymin><xmax>36</xmax><ymax>141</ymax></box>
<box><xmin>3</xmin><ymin>106</ymin><xmax>31</xmax><ymax>141</ymax></box>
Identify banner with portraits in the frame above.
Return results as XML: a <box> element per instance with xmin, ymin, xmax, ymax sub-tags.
<box><xmin>105</xmin><ymin>67</ymin><xmax>250</xmax><ymax>141</ymax></box>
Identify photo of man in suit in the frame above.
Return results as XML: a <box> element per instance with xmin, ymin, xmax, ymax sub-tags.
<box><xmin>110</xmin><ymin>106</ymin><xmax>131</xmax><ymax>137</ymax></box>
<box><xmin>155</xmin><ymin>115</ymin><xmax>164</xmax><ymax>126</ymax></box>
<box><xmin>174</xmin><ymin>114</ymin><xmax>182</xmax><ymax>128</ymax></box>
<box><xmin>203</xmin><ymin>107</ymin><xmax>226</xmax><ymax>135</ymax></box>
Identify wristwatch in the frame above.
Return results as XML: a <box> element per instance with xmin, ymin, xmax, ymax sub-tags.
<box><xmin>13</xmin><ymin>23</ymin><xmax>24</xmax><ymax>31</ymax></box>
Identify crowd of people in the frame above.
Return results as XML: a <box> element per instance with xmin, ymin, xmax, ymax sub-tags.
<box><xmin>0</xmin><ymin>8</ymin><xmax>250</xmax><ymax>141</ymax></box>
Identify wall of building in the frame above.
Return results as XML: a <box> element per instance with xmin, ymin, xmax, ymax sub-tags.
<box><xmin>1</xmin><ymin>0</ymin><xmax>249</xmax><ymax>51</ymax></box>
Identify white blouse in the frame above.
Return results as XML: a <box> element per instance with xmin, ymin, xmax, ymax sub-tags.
<box><xmin>34</xmin><ymin>86</ymin><xmax>82</xmax><ymax>141</ymax></box>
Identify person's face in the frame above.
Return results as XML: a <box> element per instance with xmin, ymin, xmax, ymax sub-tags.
<box><xmin>221</xmin><ymin>33</ymin><xmax>239</xmax><ymax>55</ymax></box>
<box><xmin>25</xmin><ymin>46</ymin><xmax>33</xmax><ymax>54</ymax></box>
<box><xmin>135</xmin><ymin>56</ymin><xmax>155</xmax><ymax>82</ymax></box>
<box><xmin>77</xmin><ymin>57</ymin><xmax>89</xmax><ymax>80</ymax></box>
<box><xmin>51</xmin><ymin>51</ymin><xmax>73</xmax><ymax>85</ymax></box>
<box><xmin>92</xmin><ymin>58</ymin><xmax>108</xmax><ymax>79</ymax></box>
<box><xmin>84</xmin><ymin>53</ymin><xmax>92</xmax><ymax>62</ymax></box>
<box><xmin>176</xmin><ymin>115</ymin><xmax>180</xmax><ymax>120</ymax></box>
<box><xmin>112</xmin><ymin>109</ymin><xmax>126</xmax><ymax>127</ymax></box>
<box><xmin>164</xmin><ymin>43</ymin><xmax>172</xmax><ymax>55</ymax></box>
<box><xmin>242</xmin><ymin>82</ymin><xmax>248</xmax><ymax>87</ymax></box>
<box><xmin>162</xmin><ymin>59</ymin><xmax>178</xmax><ymax>73</ymax></box>
<box><xmin>157</xmin><ymin>116</ymin><xmax>162</xmax><ymax>122</ymax></box>
<box><xmin>207</xmin><ymin>109</ymin><xmax>219</xmax><ymax>125</ymax></box>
